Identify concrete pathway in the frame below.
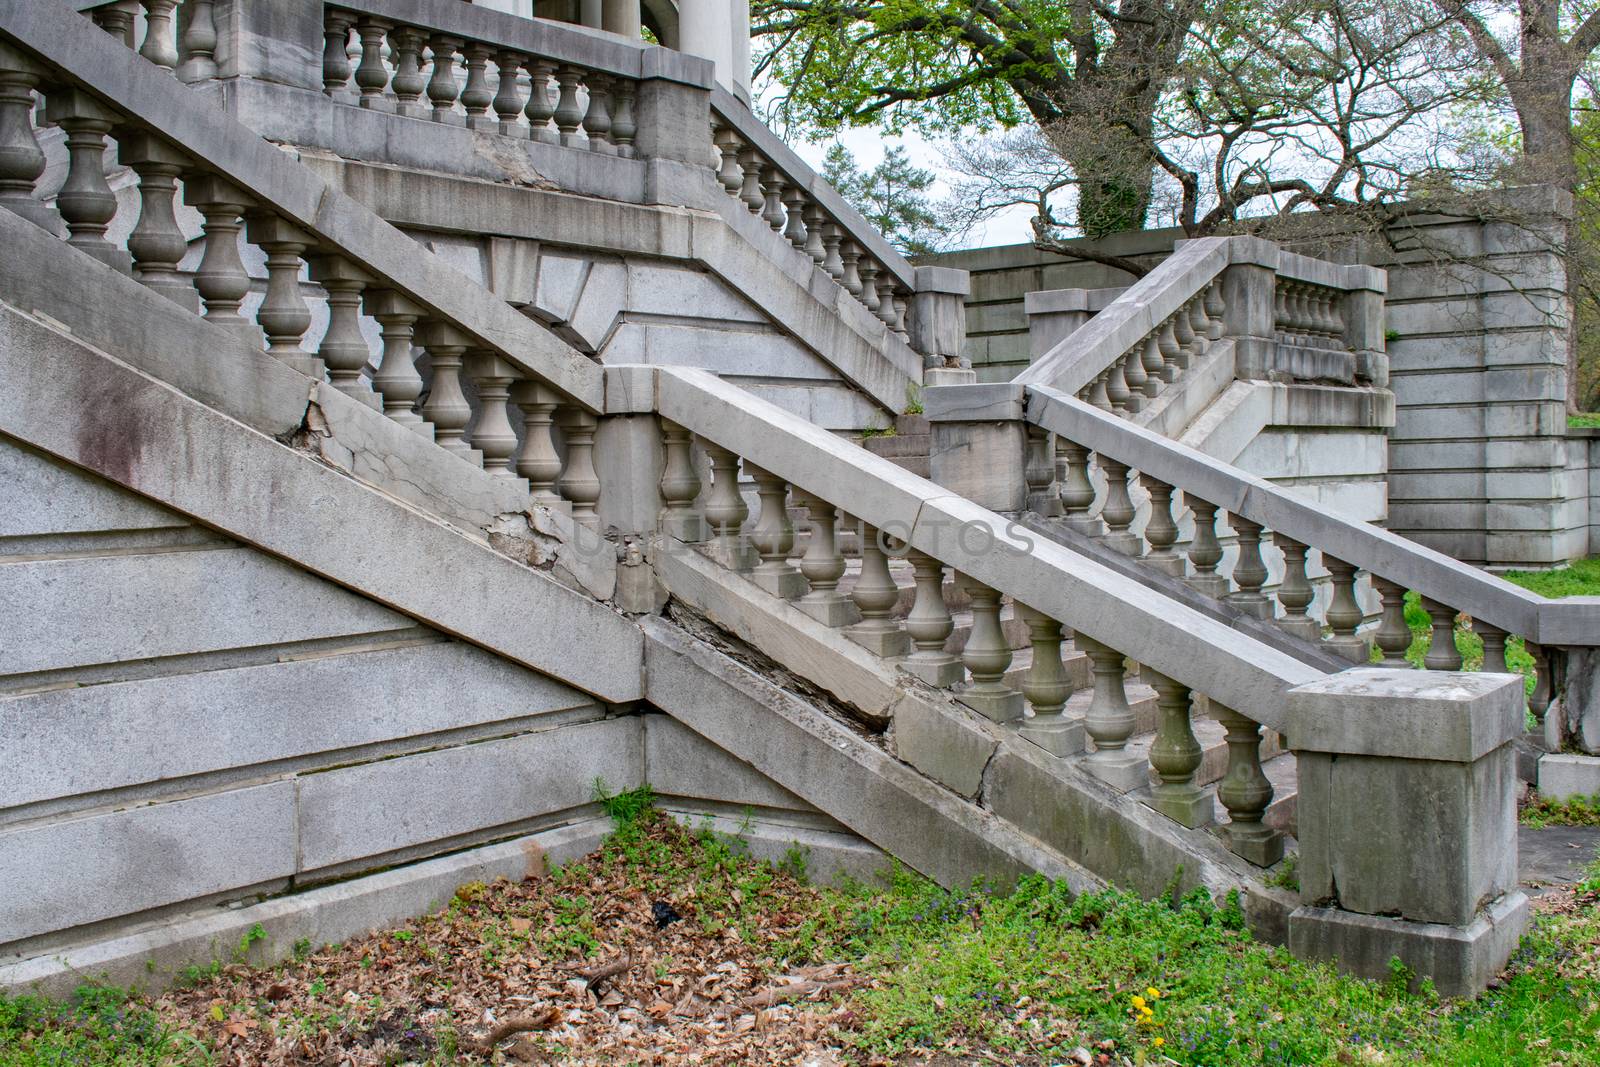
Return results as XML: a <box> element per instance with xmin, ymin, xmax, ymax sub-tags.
<box><xmin>1519</xmin><ymin>826</ymin><xmax>1600</xmax><ymax>895</ymax></box>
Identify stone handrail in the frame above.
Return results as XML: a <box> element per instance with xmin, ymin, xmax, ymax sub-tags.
<box><xmin>9</xmin><ymin>0</ymin><xmax>604</xmax><ymax>411</ymax></box>
<box><xmin>708</xmin><ymin>87</ymin><xmax>917</xmax><ymax>348</ymax></box>
<box><xmin>1016</xmin><ymin>237</ymin><xmax>1388</xmax><ymax>415</ymax></box>
<box><xmin>319</xmin><ymin>0</ymin><xmax>711</xmax><ymax>156</ymax></box>
<box><xmin>1019</xmin><ymin>383</ymin><xmax>1600</xmax><ymax>730</ymax></box>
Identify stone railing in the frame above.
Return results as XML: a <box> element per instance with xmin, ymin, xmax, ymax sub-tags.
<box><xmin>706</xmin><ymin>88</ymin><xmax>922</xmax><ymax>358</ymax></box>
<box><xmin>1016</xmin><ymin>237</ymin><xmax>1387</xmax><ymax>421</ymax></box>
<box><xmin>939</xmin><ymin>378</ymin><xmax>1600</xmax><ymax>741</ymax></box>
<box><xmin>72</xmin><ymin>0</ymin><xmax>218</xmax><ymax>81</ymax></box>
<box><xmin>3</xmin><ymin>2</ymin><xmax>612</xmax><ymax>487</ymax></box>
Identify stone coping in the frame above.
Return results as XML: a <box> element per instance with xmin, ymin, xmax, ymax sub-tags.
<box><xmin>1286</xmin><ymin>669</ymin><xmax>1526</xmax><ymax>763</ymax></box>
<box><xmin>1023</xmin><ymin>286</ymin><xmax>1128</xmax><ymax>315</ymax></box>
<box><xmin>10</xmin><ymin>0</ymin><xmax>605</xmax><ymax>410</ymax></box>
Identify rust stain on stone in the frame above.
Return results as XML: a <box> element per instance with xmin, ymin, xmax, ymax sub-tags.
<box><xmin>72</xmin><ymin>368</ymin><xmax>148</xmax><ymax>489</ymax></box>
<box><xmin>522</xmin><ymin>838</ymin><xmax>549</xmax><ymax>880</ymax></box>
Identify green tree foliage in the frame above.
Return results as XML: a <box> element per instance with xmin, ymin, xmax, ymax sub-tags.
<box><xmin>819</xmin><ymin>143</ymin><xmax>955</xmax><ymax>254</ymax></box>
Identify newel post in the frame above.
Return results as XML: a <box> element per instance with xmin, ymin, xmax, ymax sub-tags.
<box><xmin>1217</xmin><ymin>237</ymin><xmax>1279</xmax><ymax>381</ymax></box>
<box><xmin>910</xmin><ymin>265</ymin><xmax>972</xmax><ymax>382</ymax></box>
<box><xmin>630</xmin><ymin>48</ymin><xmax>714</xmax><ymax>176</ymax></box>
<box><xmin>924</xmin><ymin>383</ymin><xmax>1028</xmax><ymax>515</ymax></box>
<box><xmin>1284</xmin><ymin>669</ymin><xmax>1528</xmax><ymax>997</ymax></box>
<box><xmin>1341</xmin><ymin>264</ymin><xmax>1389</xmax><ymax>387</ymax></box>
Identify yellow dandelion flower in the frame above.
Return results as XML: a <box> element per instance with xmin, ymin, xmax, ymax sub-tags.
<box><xmin>1131</xmin><ymin>995</ymin><xmax>1146</xmax><ymax>1010</ymax></box>
<box><xmin>1154</xmin><ymin>1037</ymin><xmax>1166</xmax><ymax>1047</ymax></box>
<box><xmin>1146</xmin><ymin>987</ymin><xmax>1161</xmax><ymax>999</ymax></box>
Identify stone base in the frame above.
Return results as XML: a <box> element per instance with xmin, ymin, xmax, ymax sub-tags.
<box><xmin>901</xmin><ymin>654</ymin><xmax>965</xmax><ymax>688</ymax></box>
<box><xmin>708</xmin><ymin>539</ymin><xmax>758</xmax><ymax>573</ymax></box>
<box><xmin>1287</xmin><ymin>892</ymin><xmax>1529</xmax><ymax>998</ymax></box>
<box><xmin>1322</xmin><ymin>635</ymin><xmax>1371</xmax><ymax>664</ymax></box>
<box><xmin>958</xmin><ymin>686</ymin><xmax>1024</xmax><ymax>724</ymax></box>
<box><xmin>1101</xmin><ymin>532</ymin><xmax>1143</xmax><ymax>557</ymax></box>
<box><xmin>1224</xmin><ymin>823</ymin><xmax>1286</xmax><ymax>867</ymax></box>
<box><xmin>1538</xmin><ymin>752</ymin><xmax>1600</xmax><ymax>802</ymax></box>
<box><xmin>1277</xmin><ymin>617</ymin><xmax>1321</xmax><ymax>643</ymax></box>
<box><xmin>845</xmin><ymin>623</ymin><xmax>910</xmax><ymax>659</ymax></box>
<box><xmin>1018</xmin><ymin>714</ymin><xmax>1084</xmax><ymax>756</ymax></box>
<box><xmin>1224</xmin><ymin>592</ymin><xmax>1274</xmax><ymax>620</ymax></box>
<box><xmin>1062</xmin><ymin>516</ymin><xmax>1105</xmax><ymax>538</ymax></box>
<box><xmin>1186</xmin><ymin>574</ymin><xmax>1230</xmax><ymax>599</ymax></box>
<box><xmin>1143</xmin><ymin>554</ymin><xmax>1186</xmax><ymax>578</ymax></box>
<box><xmin>661</xmin><ymin>513</ymin><xmax>708</xmax><ymax>543</ymax></box>
<box><xmin>1143</xmin><ymin>784</ymin><xmax>1213</xmax><ymax>828</ymax></box>
<box><xmin>795</xmin><ymin>593</ymin><xmax>860</xmax><ymax>628</ymax></box>
<box><xmin>1082</xmin><ymin>749</ymin><xmax>1148</xmax><ymax>792</ymax></box>
<box><xmin>924</xmin><ymin>366</ymin><xmax>978</xmax><ymax>386</ymax></box>
<box><xmin>750</xmin><ymin>565</ymin><xmax>807</xmax><ymax>600</ymax></box>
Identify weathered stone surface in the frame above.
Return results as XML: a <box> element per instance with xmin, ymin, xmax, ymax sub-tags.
<box><xmin>0</xmin><ymin>438</ymin><xmax>187</xmax><ymax>538</ymax></box>
<box><xmin>1538</xmin><ymin>753</ymin><xmax>1600</xmax><ymax>802</ymax></box>
<box><xmin>1286</xmin><ymin>669</ymin><xmax>1524</xmax><ymax>763</ymax></box>
<box><xmin>297</xmin><ymin>718</ymin><xmax>642</xmax><ymax>872</ymax></box>
<box><xmin>1288</xmin><ymin>892</ymin><xmax>1529</xmax><ymax>998</ymax></box>
<box><xmin>0</xmin><ymin>782</ymin><xmax>298</xmax><ymax>947</ymax></box>
<box><xmin>0</xmin><ymin>642</ymin><xmax>597</xmax><ymax>809</ymax></box>
<box><xmin>891</xmin><ymin>692</ymin><xmax>1000</xmax><ymax>799</ymax></box>
<box><xmin>644</xmin><ymin>714</ymin><xmax>814</xmax><ymax>812</ymax></box>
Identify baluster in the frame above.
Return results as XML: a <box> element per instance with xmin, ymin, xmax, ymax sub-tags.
<box><xmin>796</xmin><ymin>495</ymin><xmax>857</xmax><ymax>625</ymax></box>
<box><xmin>558</xmin><ymin>409</ymin><xmax>601</xmax><ymax>526</ymax></box>
<box><xmin>1120</xmin><ymin>350</ymin><xmax>1147</xmax><ymax>412</ymax></box>
<box><xmin>1078</xmin><ymin>636</ymin><xmax>1144</xmax><ymax>789</ymax></box>
<box><xmin>92</xmin><ymin>2</ymin><xmax>137</xmax><ymax>43</ymax></box>
<box><xmin>552</xmin><ymin>65</ymin><xmax>585</xmax><ymax>145</ymax></box>
<box><xmin>1371</xmin><ymin>577</ymin><xmax>1413</xmax><ymax>667</ymax></box>
<box><xmin>744</xmin><ymin>464</ymin><xmax>806</xmax><ymax>599</ymax></box>
<box><xmin>1139</xmin><ymin>334</ymin><xmax>1165</xmax><ymax>399</ymax></box>
<box><xmin>514</xmin><ymin>382</ymin><xmax>564</xmax><ymax>506</ymax></box>
<box><xmin>782</xmin><ymin>187</ymin><xmax>807</xmax><ymax>250</ymax></box>
<box><xmin>419</xmin><ymin>322</ymin><xmax>475</xmax><ymax>458</ymax></box>
<box><xmin>880</xmin><ymin>280</ymin><xmax>903</xmax><ymax>332</ymax></box>
<box><xmin>840</xmin><ymin>242</ymin><xmax>864</xmax><ymax>297</ymax></box>
<box><xmin>467</xmin><ymin>353</ymin><xmax>519</xmax><ymax>475</ymax></box>
<box><xmin>1171</xmin><ymin>301</ymin><xmax>1196</xmax><ymax>371</ymax></box>
<box><xmin>1023</xmin><ymin>426</ymin><xmax>1058</xmax><ymax>518</ymax></box>
<box><xmin>1056</xmin><ymin>441</ymin><xmax>1102</xmax><ymax>536</ymax></box>
<box><xmin>525</xmin><ymin>61</ymin><xmax>557</xmax><ymax>142</ymax></box>
<box><xmin>249</xmin><ymin>215</ymin><xmax>318</xmax><ymax>375</ymax></box>
<box><xmin>426</xmin><ymin>35</ymin><xmax>462</xmax><ymax>122</ymax></box>
<box><xmin>1187</xmin><ymin>296</ymin><xmax>1210</xmax><ymax>358</ymax></box>
<box><xmin>184</xmin><ymin>175</ymin><xmax>257</xmax><ymax>337</ymax></box>
<box><xmin>1009</xmin><ymin>605</ymin><xmax>1076</xmax><ymax>754</ymax></box>
<box><xmin>390</xmin><ymin>29</ymin><xmax>428</xmax><ymax>116</ymax></box>
<box><xmin>1272</xmin><ymin>534</ymin><xmax>1318</xmax><ymax>641</ymax></box>
<box><xmin>138</xmin><ymin>0</ymin><xmax>180</xmax><ymax>71</ymax></box>
<box><xmin>309</xmin><ymin>256</ymin><xmax>376</xmax><ymax>407</ymax></box>
<box><xmin>1422</xmin><ymin>597</ymin><xmax>1464</xmax><ymax>671</ymax></box>
<box><xmin>858</xmin><ymin>261</ymin><xmax>881</xmax><ymax>315</ymax></box>
<box><xmin>367</xmin><ymin>289</ymin><xmax>427</xmax><ymax>429</ymax></box>
<box><xmin>902</xmin><ymin>551</ymin><xmax>962</xmax><ymax>686</ymax></box>
<box><xmin>177</xmin><ymin>0</ymin><xmax>218</xmax><ymax>82</ymax></box>
<box><xmin>1104</xmin><ymin>356</ymin><xmax>1131</xmax><ymax>413</ymax></box>
<box><xmin>460</xmin><ymin>43</ymin><xmax>495</xmax><ymax>130</ymax></box>
<box><xmin>1204</xmin><ymin>280</ymin><xmax>1226</xmax><ymax>341</ymax></box>
<box><xmin>1096</xmin><ymin>457</ymin><xmax>1140</xmax><ymax>555</ymax></box>
<box><xmin>119</xmin><ymin>133</ymin><xmax>194</xmax><ymax>309</ymax></box>
<box><xmin>737</xmin><ymin>148</ymin><xmax>765</xmax><ymax>212</ymax></box>
<box><xmin>0</xmin><ymin>45</ymin><xmax>57</xmax><ymax>235</ymax></box>
<box><xmin>821</xmin><ymin>224</ymin><xmax>844</xmax><ymax>280</ymax></box>
<box><xmin>1527</xmin><ymin>642</ymin><xmax>1554</xmax><ymax>737</ymax></box>
<box><xmin>1223</xmin><ymin>513</ymin><xmax>1270</xmax><ymax>618</ymax></box>
<box><xmin>846</xmin><ymin>524</ymin><xmax>909</xmax><ymax>657</ymax></box>
<box><xmin>322</xmin><ymin>13</ymin><xmax>354</xmax><ymax>98</ymax></box>
<box><xmin>47</xmin><ymin>91</ymin><xmax>130</xmax><ymax>273</ymax></box>
<box><xmin>1324</xmin><ymin>556</ymin><xmax>1369</xmax><ymax>662</ymax></box>
<box><xmin>1144</xmin><ymin>670</ymin><xmax>1211</xmax><ymax>826</ymax></box>
<box><xmin>1184</xmin><ymin>495</ymin><xmax>1228</xmax><ymax>597</ymax></box>
<box><xmin>488</xmin><ymin>50</ymin><xmax>527</xmax><ymax>136</ymax></box>
<box><xmin>1216</xmin><ymin>706</ymin><xmax>1284</xmax><ymax>866</ymax></box>
<box><xmin>713</xmin><ymin>127</ymin><xmax>743</xmax><ymax>194</ymax></box>
<box><xmin>610</xmin><ymin>81</ymin><xmax>636</xmax><ymax>157</ymax></box>
<box><xmin>1088</xmin><ymin>370</ymin><xmax>1111</xmax><ymax>410</ymax></box>
<box><xmin>1140</xmin><ymin>475</ymin><xmax>1182</xmax><ymax>575</ymax></box>
<box><xmin>354</xmin><ymin>19</ymin><xmax>394</xmax><ymax>109</ymax></box>
<box><xmin>1273</xmin><ymin>284</ymin><xmax>1290</xmax><ymax>344</ymax></box>
<box><xmin>659</xmin><ymin>420</ymin><xmax>706</xmax><ymax>541</ymax></box>
<box><xmin>582</xmin><ymin>73</ymin><xmax>614</xmax><ymax>153</ymax></box>
<box><xmin>956</xmin><ymin>578</ymin><xmax>1022</xmax><ymax>723</ymax></box>
<box><xmin>803</xmin><ymin>204</ymin><xmax>826</xmax><ymax>264</ymax></box>
<box><xmin>1156</xmin><ymin>317</ymin><xmax>1181</xmax><ymax>383</ymax></box>
<box><xmin>703</xmin><ymin>443</ymin><xmax>755</xmax><ymax>571</ymax></box>
<box><xmin>760</xmin><ymin>168</ymin><xmax>787</xmax><ymax>231</ymax></box>
<box><xmin>1479</xmin><ymin>622</ymin><xmax>1512</xmax><ymax>678</ymax></box>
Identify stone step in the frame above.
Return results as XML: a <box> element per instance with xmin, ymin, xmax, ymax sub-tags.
<box><xmin>860</xmin><ymin>434</ymin><xmax>932</xmax><ymax>459</ymax></box>
<box><xmin>894</xmin><ymin>414</ymin><xmax>931</xmax><ymax>436</ymax></box>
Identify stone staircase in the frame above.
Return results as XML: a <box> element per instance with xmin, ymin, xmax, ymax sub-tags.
<box><xmin>861</xmin><ymin>414</ymin><xmax>932</xmax><ymax>477</ymax></box>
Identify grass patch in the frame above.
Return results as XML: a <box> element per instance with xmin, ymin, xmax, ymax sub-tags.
<box><xmin>8</xmin><ymin>810</ymin><xmax>1600</xmax><ymax>1065</ymax></box>
<box><xmin>1502</xmin><ymin>556</ymin><xmax>1600</xmax><ymax>599</ymax></box>
<box><xmin>1522</xmin><ymin>792</ymin><xmax>1600</xmax><ymax>828</ymax></box>
<box><xmin>1372</xmin><ymin>591</ymin><xmax>1537</xmax><ymax>697</ymax></box>
<box><xmin>1568</xmin><ymin>411</ymin><xmax>1600</xmax><ymax>429</ymax></box>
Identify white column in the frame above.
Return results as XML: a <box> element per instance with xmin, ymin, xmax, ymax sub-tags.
<box><xmin>730</xmin><ymin>0</ymin><xmax>751</xmax><ymax>101</ymax></box>
<box><xmin>678</xmin><ymin>0</ymin><xmax>732</xmax><ymax>88</ymax></box>
<box><xmin>603</xmin><ymin>0</ymin><xmax>642</xmax><ymax>38</ymax></box>
<box><xmin>581</xmin><ymin>0</ymin><xmax>604</xmax><ymax>28</ymax></box>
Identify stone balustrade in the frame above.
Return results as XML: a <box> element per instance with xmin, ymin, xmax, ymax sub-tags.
<box><xmin>76</xmin><ymin>0</ymin><xmax>217</xmax><ymax>82</ymax></box>
<box><xmin>636</xmin><ymin>365</ymin><xmax>1323</xmax><ymax>869</ymax></box>
<box><xmin>706</xmin><ymin>88</ymin><xmax>920</xmax><ymax>356</ymax></box>
<box><xmin>0</xmin><ymin>18</ymin><xmax>607</xmax><ymax>517</ymax></box>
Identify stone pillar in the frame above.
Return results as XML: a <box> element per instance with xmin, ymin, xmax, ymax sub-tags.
<box><xmin>1285</xmin><ymin>669</ymin><xmax>1529</xmax><ymax>997</ymax></box>
<box><xmin>925</xmin><ymin>383</ymin><xmax>1028</xmax><ymax>515</ymax></box>
<box><xmin>911</xmin><ymin>265</ymin><xmax>973</xmax><ymax>381</ymax></box>
<box><xmin>208</xmin><ymin>0</ymin><xmax>324</xmax><ymax>91</ymax></box>
<box><xmin>1218</xmin><ymin>241</ymin><xmax>1279</xmax><ymax>382</ymax></box>
<box><xmin>1341</xmin><ymin>266</ymin><xmax>1388</xmax><ymax>387</ymax></box>
<box><xmin>629</xmin><ymin>50</ymin><xmax>714</xmax><ymax>170</ymax></box>
<box><xmin>602</xmin><ymin>0</ymin><xmax>643</xmax><ymax>38</ymax></box>
<box><xmin>729</xmin><ymin>0</ymin><xmax>752</xmax><ymax>102</ymax></box>
<box><xmin>676</xmin><ymin>0</ymin><xmax>732</xmax><ymax>90</ymax></box>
